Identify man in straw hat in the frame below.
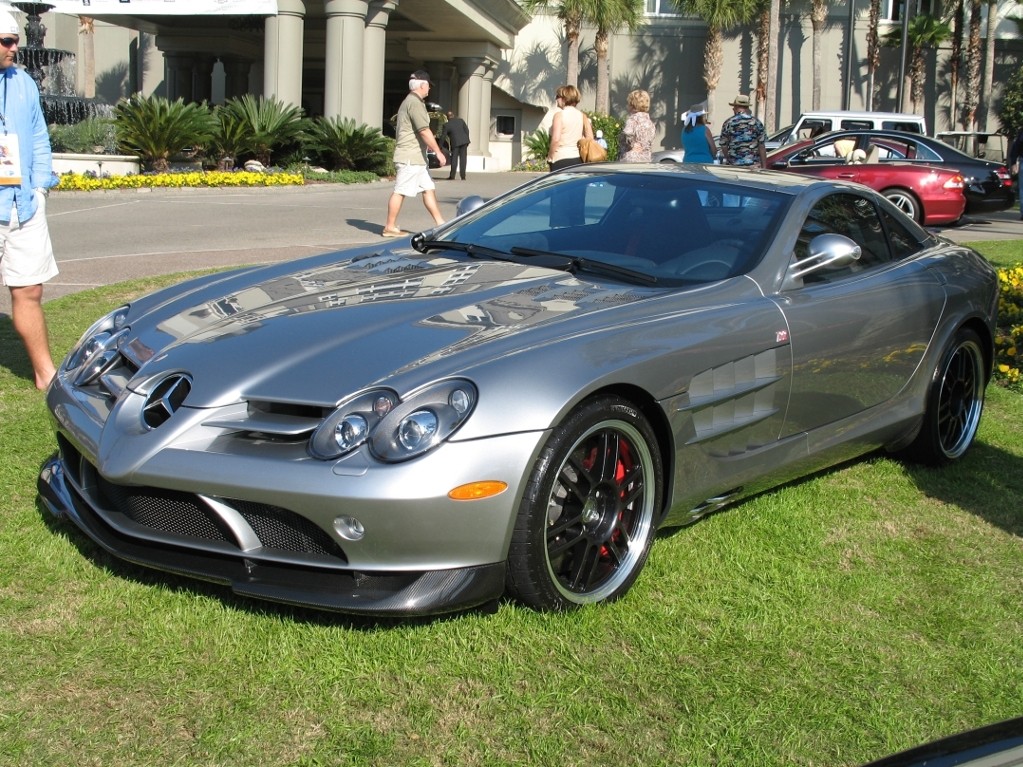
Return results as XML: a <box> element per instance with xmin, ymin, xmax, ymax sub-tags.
<box><xmin>719</xmin><ymin>93</ymin><xmax>768</xmax><ymax>169</ymax></box>
<box><xmin>0</xmin><ymin>8</ymin><xmax>59</xmax><ymax>390</ymax></box>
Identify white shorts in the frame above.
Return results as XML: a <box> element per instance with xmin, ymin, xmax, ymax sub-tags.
<box><xmin>393</xmin><ymin>163</ymin><xmax>436</xmax><ymax>197</ymax></box>
<box><xmin>1</xmin><ymin>191</ymin><xmax>58</xmax><ymax>287</ymax></box>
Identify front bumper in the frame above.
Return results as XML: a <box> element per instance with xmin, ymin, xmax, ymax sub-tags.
<box><xmin>38</xmin><ymin>456</ymin><xmax>507</xmax><ymax>617</ymax></box>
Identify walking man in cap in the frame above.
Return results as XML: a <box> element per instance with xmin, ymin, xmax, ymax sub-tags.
<box><xmin>719</xmin><ymin>93</ymin><xmax>767</xmax><ymax>168</ymax></box>
<box><xmin>382</xmin><ymin>69</ymin><xmax>447</xmax><ymax>237</ymax></box>
<box><xmin>0</xmin><ymin>9</ymin><xmax>58</xmax><ymax>390</ymax></box>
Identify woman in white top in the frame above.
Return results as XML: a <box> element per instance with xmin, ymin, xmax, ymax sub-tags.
<box><xmin>547</xmin><ymin>84</ymin><xmax>594</xmax><ymax>171</ymax></box>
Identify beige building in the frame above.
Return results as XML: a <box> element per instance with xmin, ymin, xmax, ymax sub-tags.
<box><xmin>23</xmin><ymin>1</ymin><xmax>1023</xmax><ymax>171</ymax></box>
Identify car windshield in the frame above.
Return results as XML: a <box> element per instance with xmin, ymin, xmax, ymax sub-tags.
<box><xmin>427</xmin><ymin>170</ymin><xmax>791</xmax><ymax>286</ymax></box>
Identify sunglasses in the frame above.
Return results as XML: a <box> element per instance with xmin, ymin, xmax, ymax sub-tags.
<box><xmin>0</xmin><ymin>38</ymin><xmax>18</xmax><ymax>48</ymax></box>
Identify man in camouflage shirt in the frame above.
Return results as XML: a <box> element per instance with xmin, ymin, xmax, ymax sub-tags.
<box><xmin>719</xmin><ymin>94</ymin><xmax>767</xmax><ymax>168</ymax></box>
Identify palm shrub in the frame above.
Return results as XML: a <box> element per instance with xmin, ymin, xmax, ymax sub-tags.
<box><xmin>305</xmin><ymin>117</ymin><xmax>390</xmax><ymax>172</ymax></box>
<box><xmin>113</xmin><ymin>94</ymin><xmax>216</xmax><ymax>173</ymax></box>
<box><xmin>220</xmin><ymin>94</ymin><xmax>307</xmax><ymax>167</ymax></box>
<box><xmin>524</xmin><ymin>128</ymin><xmax>551</xmax><ymax>162</ymax></box>
<box><xmin>209</xmin><ymin>106</ymin><xmax>252</xmax><ymax>170</ymax></box>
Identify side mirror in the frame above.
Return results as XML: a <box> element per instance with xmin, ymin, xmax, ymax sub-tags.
<box><xmin>788</xmin><ymin>233</ymin><xmax>862</xmax><ymax>281</ymax></box>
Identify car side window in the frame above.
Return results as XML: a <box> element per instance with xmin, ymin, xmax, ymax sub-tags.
<box><xmin>880</xmin><ymin>207</ymin><xmax>925</xmax><ymax>261</ymax></box>
<box><xmin>876</xmin><ymin>137</ymin><xmax>910</xmax><ymax>159</ymax></box>
<box><xmin>794</xmin><ymin>193</ymin><xmax>892</xmax><ymax>281</ymax></box>
<box><xmin>912</xmin><ymin>142</ymin><xmax>942</xmax><ymax>162</ymax></box>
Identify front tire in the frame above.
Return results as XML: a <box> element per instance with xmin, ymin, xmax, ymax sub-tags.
<box><xmin>900</xmin><ymin>328</ymin><xmax>987</xmax><ymax>465</ymax></box>
<box><xmin>506</xmin><ymin>396</ymin><xmax>663</xmax><ymax>611</ymax></box>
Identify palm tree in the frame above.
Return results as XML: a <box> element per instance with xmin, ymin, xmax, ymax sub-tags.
<box><xmin>756</xmin><ymin>5</ymin><xmax>768</xmax><ymax>118</ymax></box>
<box><xmin>521</xmin><ymin>0</ymin><xmax>588</xmax><ymax>87</ymax></box>
<box><xmin>678</xmin><ymin>0</ymin><xmax>761</xmax><ymax>118</ymax></box>
<box><xmin>78</xmin><ymin>16</ymin><xmax>95</xmax><ymax>99</ymax></box>
<box><xmin>765</xmin><ymin>0</ymin><xmax>780</xmax><ymax>133</ymax></box>
<box><xmin>810</xmin><ymin>0</ymin><xmax>826</xmax><ymax>110</ymax></box>
<box><xmin>945</xmin><ymin>0</ymin><xmax>965</xmax><ymax>128</ymax></box>
<box><xmin>979</xmin><ymin>0</ymin><xmax>999</xmax><ymax>131</ymax></box>
<box><xmin>866</xmin><ymin>0</ymin><xmax>882</xmax><ymax>110</ymax></box>
<box><xmin>883</xmin><ymin>14</ymin><xmax>952</xmax><ymax>113</ymax></box>
<box><xmin>589</xmin><ymin>0</ymin><xmax>646</xmax><ymax>114</ymax></box>
<box><xmin>964</xmin><ymin>0</ymin><xmax>982</xmax><ymax>129</ymax></box>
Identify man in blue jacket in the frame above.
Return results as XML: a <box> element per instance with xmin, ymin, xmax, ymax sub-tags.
<box><xmin>0</xmin><ymin>9</ymin><xmax>58</xmax><ymax>390</ymax></box>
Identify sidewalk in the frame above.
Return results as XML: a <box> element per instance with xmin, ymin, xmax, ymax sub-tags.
<box><xmin>2</xmin><ymin>170</ymin><xmax>1020</xmax><ymax>318</ymax></box>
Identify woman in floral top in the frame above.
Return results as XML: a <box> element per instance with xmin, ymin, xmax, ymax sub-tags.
<box><xmin>617</xmin><ymin>89</ymin><xmax>655</xmax><ymax>163</ymax></box>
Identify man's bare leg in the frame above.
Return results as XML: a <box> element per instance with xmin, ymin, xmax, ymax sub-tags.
<box><xmin>9</xmin><ymin>283</ymin><xmax>56</xmax><ymax>390</ymax></box>
<box><xmin>422</xmin><ymin>190</ymin><xmax>445</xmax><ymax>226</ymax></box>
<box><xmin>384</xmin><ymin>193</ymin><xmax>406</xmax><ymax>233</ymax></box>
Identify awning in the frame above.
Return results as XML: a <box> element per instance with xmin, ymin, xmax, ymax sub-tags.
<box><xmin>39</xmin><ymin>1</ymin><xmax>276</xmax><ymax>15</ymax></box>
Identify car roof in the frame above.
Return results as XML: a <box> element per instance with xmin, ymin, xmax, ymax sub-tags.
<box><xmin>799</xmin><ymin>110</ymin><xmax>924</xmax><ymax>120</ymax></box>
<box><xmin>766</xmin><ymin>128</ymin><xmax>1003</xmax><ymax>168</ymax></box>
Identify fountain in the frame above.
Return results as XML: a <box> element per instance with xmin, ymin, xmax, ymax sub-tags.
<box><xmin>13</xmin><ymin>2</ymin><xmax>99</xmax><ymax>124</ymax></box>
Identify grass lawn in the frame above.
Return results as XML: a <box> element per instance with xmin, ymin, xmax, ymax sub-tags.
<box><xmin>1</xmin><ymin>244</ymin><xmax>1021</xmax><ymax>767</ymax></box>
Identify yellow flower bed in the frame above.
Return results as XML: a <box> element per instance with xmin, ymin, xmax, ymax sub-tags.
<box><xmin>55</xmin><ymin>170</ymin><xmax>305</xmax><ymax>192</ymax></box>
<box><xmin>996</xmin><ymin>264</ymin><xmax>1023</xmax><ymax>390</ymax></box>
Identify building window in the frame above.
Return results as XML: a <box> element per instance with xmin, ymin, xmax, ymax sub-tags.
<box><xmin>495</xmin><ymin>115</ymin><xmax>515</xmax><ymax>137</ymax></box>
<box><xmin>645</xmin><ymin>0</ymin><xmax>681</xmax><ymax>17</ymax></box>
<box><xmin>884</xmin><ymin>0</ymin><xmax>935</xmax><ymax>22</ymax></box>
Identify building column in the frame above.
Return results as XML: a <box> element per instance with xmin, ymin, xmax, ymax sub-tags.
<box><xmin>455</xmin><ymin>57</ymin><xmax>487</xmax><ymax>166</ymax></box>
<box><xmin>164</xmin><ymin>52</ymin><xmax>192</xmax><ymax>102</ymax></box>
<box><xmin>363</xmin><ymin>0</ymin><xmax>397</xmax><ymax>129</ymax></box>
<box><xmin>323</xmin><ymin>0</ymin><xmax>369</xmax><ymax>121</ymax></box>
<box><xmin>192</xmin><ymin>55</ymin><xmax>215</xmax><ymax>103</ymax></box>
<box><xmin>426</xmin><ymin>61</ymin><xmax>456</xmax><ymax>113</ymax></box>
<box><xmin>478</xmin><ymin>61</ymin><xmax>496</xmax><ymax>160</ymax></box>
<box><xmin>221</xmin><ymin>56</ymin><xmax>251</xmax><ymax>100</ymax></box>
<box><xmin>264</xmin><ymin>0</ymin><xmax>305</xmax><ymax>107</ymax></box>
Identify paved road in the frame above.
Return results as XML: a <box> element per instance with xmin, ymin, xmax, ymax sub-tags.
<box><xmin>2</xmin><ymin>170</ymin><xmax>1020</xmax><ymax>318</ymax></box>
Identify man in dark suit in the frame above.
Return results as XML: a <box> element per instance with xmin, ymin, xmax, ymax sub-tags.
<box><xmin>442</xmin><ymin>111</ymin><xmax>471</xmax><ymax>180</ymax></box>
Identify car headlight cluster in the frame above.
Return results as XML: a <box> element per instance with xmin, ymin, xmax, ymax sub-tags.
<box><xmin>309</xmin><ymin>379</ymin><xmax>478</xmax><ymax>463</ymax></box>
<box><xmin>63</xmin><ymin>305</ymin><xmax>131</xmax><ymax>386</ymax></box>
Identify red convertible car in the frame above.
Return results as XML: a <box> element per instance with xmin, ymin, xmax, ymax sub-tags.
<box><xmin>767</xmin><ymin>137</ymin><xmax>967</xmax><ymax>226</ymax></box>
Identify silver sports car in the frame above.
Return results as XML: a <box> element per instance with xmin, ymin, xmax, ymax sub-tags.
<box><xmin>39</xmin><ymin>165</ymin><xmax>999</xmax><ymax>617</ymax></box>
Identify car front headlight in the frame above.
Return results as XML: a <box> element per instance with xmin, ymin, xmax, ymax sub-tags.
<box><xmin>63</xmin><ymin>305</ymin><xmax>131</xmax><ymax>385</ymax></box>
<box><xmin>309</xmin><ymin>379</ymin><xmax>477</xmax><ymax>463</ymax></box>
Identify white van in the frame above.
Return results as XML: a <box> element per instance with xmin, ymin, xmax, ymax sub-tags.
<box><xmin>768</xmin><ymin>111</ymin><xmax>927</xmax><ymax>149</ymax></box>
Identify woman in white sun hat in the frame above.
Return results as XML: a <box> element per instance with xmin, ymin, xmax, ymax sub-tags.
<box><xmin>0</xmin><ymin>7</ymin><xmax>60</xmax><ymax>390</ymax></box>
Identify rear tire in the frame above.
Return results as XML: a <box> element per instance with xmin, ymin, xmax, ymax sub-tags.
<box><xmin>506</xmin><ymin>396</ymin><xmax>662</xmax><ymax>611</ymax></box>
<box><xmin>881</xmin><ymin>187</ymin><xmax>921</xmax><ymax>223</ymax></box>
<box><xmin>899</xmin><ymin>328</ymin><xmax>986</xmax><ymax>465</ymax></box>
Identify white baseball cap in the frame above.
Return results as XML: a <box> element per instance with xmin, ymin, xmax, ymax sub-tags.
<box><xmin>0</xmin><ymin>10</ymin><xmax>20</xmax><ymax>37</ymax></box>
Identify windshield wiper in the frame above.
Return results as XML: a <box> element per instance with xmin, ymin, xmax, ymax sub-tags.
<box><xmin>510</xmin><ymin>246</ymin><xmax>659</xmax><ymax>285</ymax></box>
<box><xmin>411</xmin><ymin>236</ymin><xmax>516</xmax><ymax>262</ymax></box>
